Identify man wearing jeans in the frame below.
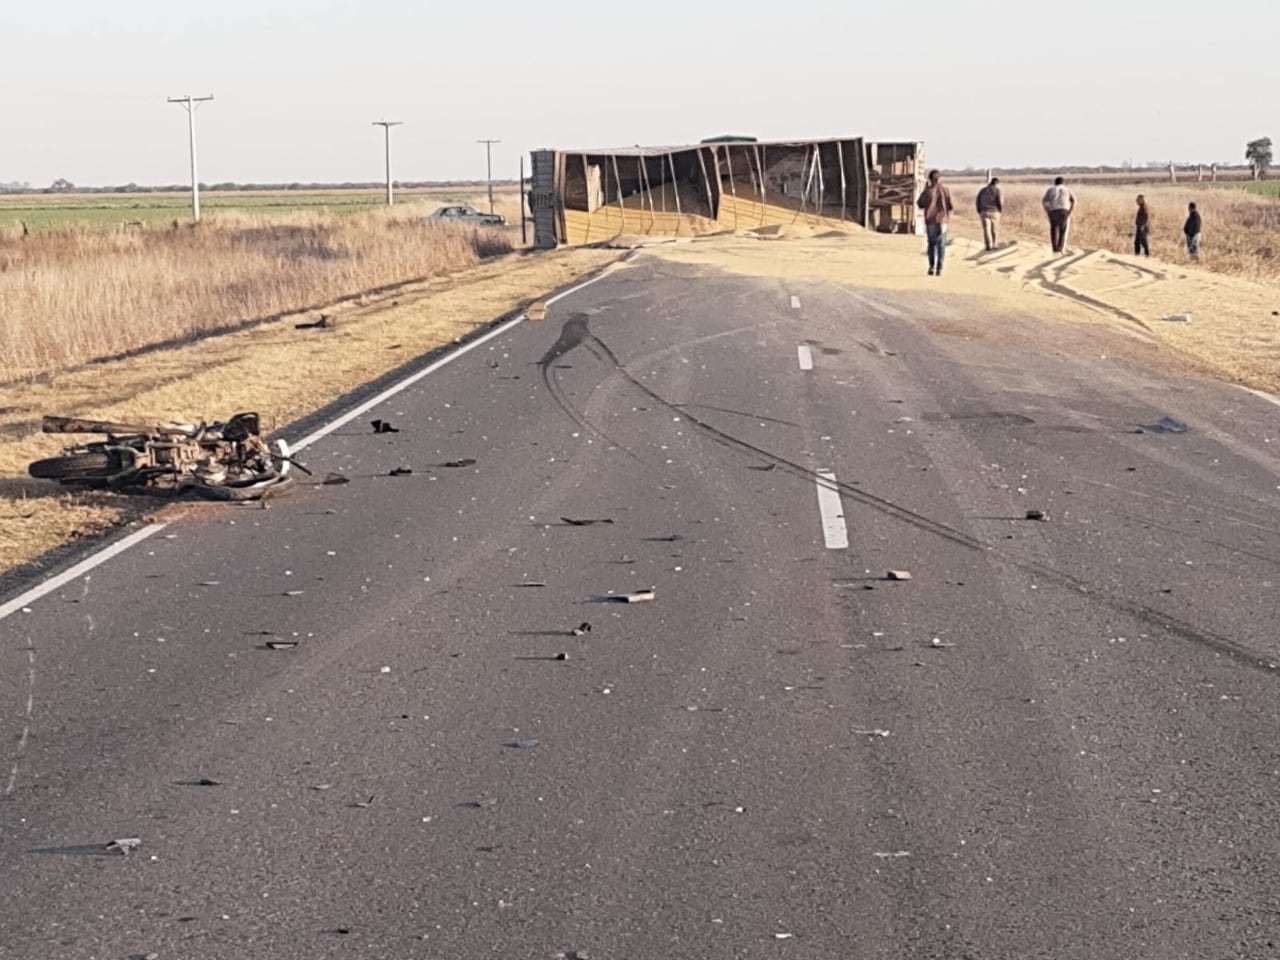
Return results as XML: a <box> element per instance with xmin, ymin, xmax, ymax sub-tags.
<box><xmin>976</xmin><ymin>176</ymin><xmax>1003</xmax><ymax>251</ymax></box>
<box><xmin>1041</xmin><ymin>176</ymin><xmax>1076</xmax><ymax>253</ymax></box>
<box><xmin>916</xmin><ymin>169</ymin><xmax>954</xmax><ymax>276</ymax></box>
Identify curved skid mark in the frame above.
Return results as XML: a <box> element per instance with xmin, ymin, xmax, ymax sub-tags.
<box><xmin>576</xmin><ymin>318</ymin><xmax>1276</xmax><ymax>678</ymax></box>
<box><xmin>537</xmin><ymin>314</ymin><xmax>639</xmax><ymax>459</ymax></box>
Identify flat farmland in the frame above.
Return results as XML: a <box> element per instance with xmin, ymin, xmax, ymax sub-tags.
<box><xmin>0</xmin><ymin>186</ymin><xmax>523</xmax><ymax>231</ymax></box>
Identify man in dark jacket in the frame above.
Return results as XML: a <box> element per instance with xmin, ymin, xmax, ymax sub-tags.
<box><xmin>1134</xmin><ymin>195</ymin><xmax>1151</xmax><ymax>256</ymax></box>
<box><xmin>1183</xmin><ymin>202</ymin><xmax>1202</xmax><ymax>261</ymax></box>
<box><xmin>916</xmin><ymin>169</ymin><xmax>954</xmax><ymax>276</ymax></box>
<box><xmin>976</xmin><ymin>177</ymin><xmax>1003</xmax><ymax>251</ymax></box>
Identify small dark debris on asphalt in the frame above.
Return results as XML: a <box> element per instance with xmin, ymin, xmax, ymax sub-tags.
<box><xmin>265</xmin><ymin>639</ymin><xmax>300</xmax><ymax>650</ymax></box>
<box><xmin>645</xmin><ymin>535</ymin><xmax>683</xmax><ymax>543</ymax></box>
<box><xmin>516</xmin><ymin>581</ymin><xmax>547</xmax><ymax>588</ymax></box>
<box><xmin>562</xmin><ymin>517</ymin><xmax>614</xmax><ymax>526</ymax></box>
<box><xmin>350</xmin><ymin>795</ymin><xmax>376</xmax><ymax>808</ymax></box>
<box><xmin>458</xmin><ymin>798</ymin><xmax>498</xmax><ymax>809</ymax></box>
<box><xmin>371</xmin><ymin>419</ymin><xmax>399</xmax><ymax>434</ymax></box>
<box><xmin>749</xmin><ymin>463</ymin><xmax>777</xmax><ymax>471</ymax></box>
<box><xmin>176</xmin><ymin>777</ymin><xmax>221</xmax><ymax>787</ymax></box>
<box><xmin>1137</xmin><ymin>416</ymin><xmax>1189</xmax><ymax>435</ymax></box>
<box><xmin>443</xmin><ymin>458</ymin><xmax>477</xmax><ymax>468</ymax></box>
<box><xmin>572</xmin><ymin>622</ymin><xmax>592</xmax><ymax>636</ymax></box>
<box><xmin>322</xmin><ymin>472</ymin><xmax>350</xmax><ymax>485</ymax></box>
<box><xmin>295</xmin><ymin>314</ymin><xmax>332</xmax><ymax>330</ymax></box>
<box><xmin>389</xmin><ymin>466</ymin><xmax>413</xmax><ymax>477</ymax></box>
<box><xmin>1025</xmin><ymin>509</ymin><xmax>1048</xmax><ymax>521</ymax></box>
<box><xmin>505</xmin><ymin>739</ymin><xmax>540</xmax><ymax>750</ymax></box>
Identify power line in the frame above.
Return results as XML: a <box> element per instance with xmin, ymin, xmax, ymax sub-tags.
<box><xmin>478</xmin><ymin>139</ymin><xmax>501</xmax><ymax>214</ymax></box>
<box><xmin>167</xmin><ymin>95</ymin><xmax>213</xmax><ymax>222</ymax></box>
<box><xmin>373</xmin><ymin>121</ymin><xmax>403</xmax><ymax>206</ymax></box>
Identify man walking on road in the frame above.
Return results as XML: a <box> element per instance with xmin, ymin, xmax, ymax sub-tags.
<box><xmin>1041</xmin><ymin>176</ymin><xmax>1076</xmax><ymax>254</ymax></box>
<box><xmin>916</xmin><ymin>169</ymin><xmax>954</xmax><ymax>276</ymax></box>
<box><xmin>1184</xmin><ymin>202</ymin><xmax>1202</xmax><ymax>261</ymax></box>
<box><xmin>1134</xmin><ymin>194</ymin><xmax>1151</xmax><ymax>257</ymax></box>
<box><xmin>976</xmin><ymin>176</ymin><xmax>1003</xmax><ymax>251</ymax></box>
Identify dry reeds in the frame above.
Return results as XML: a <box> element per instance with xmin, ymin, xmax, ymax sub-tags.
<box><xmin>0</xmin><ymin>204</ymin><xmax>515</xmax><ymax>382</ymax></box>
<box><xmin>950</xmin><ymin>182</ymin><xmax>1280</xmax><ymax>280</ymax></box>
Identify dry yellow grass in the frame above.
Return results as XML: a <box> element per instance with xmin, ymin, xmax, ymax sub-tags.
<box><xmin>0</xmin><ymin>198</ymin><xmax>527</xmax><ymax>382</ymax></box>
<box><xmin>948</xmin><ymin>181</ymin><xmax>1280</xmax><ymax>281</ymax></box>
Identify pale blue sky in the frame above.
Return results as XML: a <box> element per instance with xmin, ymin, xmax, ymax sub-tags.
<box><xmin>4</xmin><ymin>0</ymin><xmax>1274</xmax><ymax>186</ymax></box>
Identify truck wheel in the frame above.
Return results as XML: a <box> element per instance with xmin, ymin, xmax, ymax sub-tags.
<box><xmin>28</xmin><ymin>452</ymin><xmax>118</xmax><ymax>480</ymax></box>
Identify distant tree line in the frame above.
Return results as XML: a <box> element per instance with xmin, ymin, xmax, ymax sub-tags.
<box><xmin>0</xmin><ymin>178</ymin><xmax>521</xmax><ymax>195</ymax></box>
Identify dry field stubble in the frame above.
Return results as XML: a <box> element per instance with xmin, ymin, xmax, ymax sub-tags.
<box><xmin>949</xmin><ymin>181</ymin><xmax>1280</xmax><ymax>280</ymax></box>
<box><xmin>0</xmin><ymin>195</ymin><xmax>527</xmax><ymax>382</ymax></box>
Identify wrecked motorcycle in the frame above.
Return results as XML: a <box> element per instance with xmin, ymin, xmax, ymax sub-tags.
<box><xmin>27</xmin><ymin>412</ymin><xmax>296</xmax><ymax>500</ymax></box>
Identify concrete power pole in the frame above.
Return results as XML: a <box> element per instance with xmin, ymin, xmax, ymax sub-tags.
<box><xmin>167</xmin><ymin>95</ymin><xmax>213</xmax><ymax>222</ymax></box>
<box><xmin>478</xmin><ymin>139</ymin><xmax>501</xmax><ymax>214</ymax></box>
<box><xmin>372</xmin><ymin>121</ymin><xmax>403</xmax><ymax>206</ymax></box>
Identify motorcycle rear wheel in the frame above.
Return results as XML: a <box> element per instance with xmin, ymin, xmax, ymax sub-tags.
<box><xmin>29</xmin><ymin>452</ymin><xmax>120</xmax><ymax>480</ymax></box>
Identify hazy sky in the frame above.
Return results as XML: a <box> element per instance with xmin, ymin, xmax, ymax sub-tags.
<box><xmin>4</xmin><ymin>0</ymin><xmax>1274</xmax><ymax>187</ymax></box>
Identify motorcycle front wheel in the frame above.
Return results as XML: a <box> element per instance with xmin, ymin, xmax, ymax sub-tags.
<box><xmin>29</xmin><ymin>452</ymin><xmax>121</xmax><ymax>481</ymax></box>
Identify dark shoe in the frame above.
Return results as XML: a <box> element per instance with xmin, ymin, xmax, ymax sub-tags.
<box><xmin>927</xmin><ymin>267</ymin><xmax>935</xmax><ymax>276</ymax></box>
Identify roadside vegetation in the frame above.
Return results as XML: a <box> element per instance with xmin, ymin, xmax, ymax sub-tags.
<box><xmin>949</xmin><ymin>181</ymin><xmax>1280</xmax><ymax>280</ymax></box>
<box><xmin>0</xmin><ymin>197</ymin><xmax>524</xmax><ymax>382</ymax></box>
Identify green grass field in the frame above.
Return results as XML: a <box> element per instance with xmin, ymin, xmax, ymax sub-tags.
<box><xmin>1192</xmin><ymin>180</ymin><xmax>1280</xmax><ymax>198</ymax></box>
<box><xmin>0</xmin><ymin>189</ymin><xmax>509</xmax><ymax>231</ymax></box>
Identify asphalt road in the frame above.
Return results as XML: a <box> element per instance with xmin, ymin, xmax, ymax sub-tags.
<box><xmin>3</xmin><ymin>254</ymin><xmax>1280</xmax><ymax>959</ymax></box>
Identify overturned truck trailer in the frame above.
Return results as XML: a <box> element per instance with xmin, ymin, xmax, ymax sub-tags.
<box><xmin>529</xmin><ymin>138</ymin><xmax>924</xmax><ymax>248</ymax></box>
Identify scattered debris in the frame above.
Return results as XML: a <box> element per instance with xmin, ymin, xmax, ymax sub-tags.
<box><xmin>1025</xmin><ymin>509</ymin><xmax>1048</xmax><ymax>522</ymax></box>
<box><xmin>295</xmin><ymin>314</ymin><xmax>332</xmax><ymax>330</ymax></box>
<box><xmin>1160</xmin><ymin>313</ymin><xmax>1191</xmax><ymax>323</ymax></box>
<box><xmin>929</xmin><ymin>638</ymin><xmax>956</xmax><ymax>649</ymax></box>
<box><xmin>106</xmin><ymin>838</ymin><xmax>141</xmax><ymax>856</ymax></box>
<box><xmin>605</xmin><ymin>588</ymin><xmax>656</xmax><ymax>604</ymax></box>
<box><xmin>526</xmin><ymin>302</ymin><xmax>548</xmax><ymax>321</ymax></box>
<box><xmin>774</xmin><ymin>933</ymin><xmax>794</xmax><ymax>940</ymax></box>
<box><xmin>177</xmin><ymin>777</ymin><xmax>222</xmax><ymax>787</ymax></box>
<box><xmin>505</xmin><ymin>739</ymin><xmax>540</xmax><ymax>750</ymax></box>
<box><xmin>197</xmin><ymin>580</ymin><xmax>221</xmax><ymax>587</ymax></box>
<box><xmin>645</xmin><ymin>535</ymin><xmax>683</xmax><ymax>543</ymax></box>
<box><xmin>516</xmin><ymin>581</ymin><xmax>548</xmax><ymax>588</ymax></box>
<box><xmin>371</xmin><ymin>419</ymin><xmax>400</xmax><ymax>434</ymax></box>
<box><xmin>572</xmin><ymin>622</ymin><xmax>592</xmax><ymax>636</ymax></box>
<box><xmin>265</xmin><ymin>639</ymin><xmax>299</xmax><ymax>650</ymax></box>
<box><xmin>561</xmin><ymin>517</ymin><xmax>614</xmax><ymax>526</ymax></box>
<box><xmin>1139</xmin><ymin>416</ymin><xmax>1189</xmax><ymax>435</ymax></box>
<box><xmin>389</xmin><ymin>466</ymin><xmax>413</xmax><ymax>477</ymax></box>
<box><xmin>873</xmin><ymin>850</ymin><xmax>911</xmax><ymax>859</ymax></box>
<box><xmin>554</xmin><ymin>652</ymin><xmax>569</xmax><ymax>661</ymax></box>
<box><xmin>748</xmin><ymin>463</ymin><xmax>778</xmax><ymax>472</ymax></box>
<box><xmin>853</xmin><ymin>729</ymin><xmax>891</xmax><ymax>738</ymax></box>
<box><xmin>283</xmin><ymin>590</ymin><xmax>305</xmax><ymax>597</ymax></box>
<box><xmin>322</xmin><ymin>472</ymin><xmax>350</xmax><ymax>485</ymax></box>
<box><xmin>350</xmin><ymin>795</ymin><xmax>376</xmax><ymax>808</ymax></box>
<box><xmin>310</xmin><ymin>784</ymin><xmax>333</xmax><ymax>791</ymax></box>
<box><xmin>885</xmin><ymin>570</ymin><xmax>912</xmax><ymax>581</ymax></box>
<box><xmin>443</xmin><ymin>458</ymin><xmax>477</xmax><ymax>468</ymax></box>
<box><xmin>458</xmin><ymin>798</ymin><xmax>498</xmax><ymax>810</ymax></box>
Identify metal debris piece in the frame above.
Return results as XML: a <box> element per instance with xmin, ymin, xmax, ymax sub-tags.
<box><xmin>265</xmin><ymin>639</ymin><xmax>299</xmax><ymax>650</ymax></box>
<box><xmin>322</xmin><ymin>472</ymin><xmax>350</xmax><ymax>485</ymax></box>
<box><xmin>886</xmin><ymin>570</ymin><xmax>912</xmax><ymax>581</ymax></box>
<box><xmin>389</xmin><ymin>466</ymin><xmax>413</xmax><ymax>476</ymax></box>
<box><xmin>1025</xmin><ymin>509</ymin><xmax>1048</xmax><ymax>521</ymax></box>
<box><xmin>554</xmin><ymin>652</ymin><xmax>569</xmax><ymax>661</ymax></box>
<box><xmin>929</xmin><ymin>638</ymin><xmax>956</xmax><ymax>648</ymax></box>
<box><xmin>505</xmin><ymin>739</ymin><xmax>540</xmax><ymax>750</ymax></box>
<box><xmin>443</xmin><ymin>458</ymin><xmax>477</xmax><ymax>468</ymax></box>
<box><xmin>283</xmin><ymin>590</ymin><xmax>305</xmax><ymax>597</ymax></box>
<box><xmin>748</xmin><ymin>463</ymin><xmax>777</xmax><ymax>471</ymax></box>
<box><xmin>295</xmin><ymin>314</ymin><xmax>332</xmax><ymax>330</ymax></box>
<box><xmin>106</xmin><ymin>838</ymin><xmax>141</xmax><ymax>856</ymax></box>
<box><xmin>571</xmin><ymin>622</ymin><xmax>592</xmax><ymax>637</ymax></box>
<box><xmin>774</xmin><ymin>933</ymin><xmax>794</xmax><ymax>941</ymax></box>
<box><xmin>526</xmin><ymin>302</ymin><xmax>548</xmax><ymax>322</ymax></box>
<box><xmin>371</xmin><ymin>419</ymin><xmax>400</xmax><ymax>434</ymax></box>
<box><xmin>561</xmin><ymin>517</ymin><xmax>614</xmax><ymax>526</ymax></box>
<box><xmin>873</xmin><ymin>850</ymin><xmax>911</xmax><ymax>859</ymax></box>
<box><xmin>611</xmin><ymin>588</ymin><xmax>655</xmax><ymax>603</ymax></box>
<box><xmin>310</xmin><ymin>784</ymin><xmax>332</xmax><ymax>791</ymax></box>
<box><xmin>646</xmin><ymin>535</ymin><xmax>683</xmax><ymax>543</ymax></box>
<box><xmin>350</xmin><ymin>795</ymin><xmax>376</xmax><ymax>808</ymax></box>
<box><xmin>517</xmin><ymin>582</ymin><xmax>548</xmax><ymax>588</ymax></box>
<box><xmin>853</xmin><ymin>729</ymin><xmax>891</xmax><ymax>738</ymax></box>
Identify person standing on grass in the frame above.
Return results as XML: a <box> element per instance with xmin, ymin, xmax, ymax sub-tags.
<box><xmin>1041</xmin><ymin>176</ymin><xmax>1076</xmax><ymax>254</ymax></box>
<box><xmin>1184</xmin><ymin>202</ymin><xmax>1202</xmax><ymax>261</ymax></box>
<box><xmin>916</xmin><ymin>169</ymin><xmax>954</xmax><ymax>276</ymax></box>
<box><xmin>1134</xmin><ymin>194</ymin><xmax>1151</xmax><ymax>256</ymax></box>
<box><xmin>976</xmin><ymin>176</ymin><xmax>1003</xmax><ymax>251</ymax></box>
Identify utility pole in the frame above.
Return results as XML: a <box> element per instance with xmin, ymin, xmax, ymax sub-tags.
<box><xmin>478</xmin><ymin>138</ymin><xmax>501</xmax><ymax>213</ymax></box>
<box><xmin>167</xmin><ymin>94</ymin><xmax>213</xmax><ymax>222</ymax></box>
<box><xmin>372</xmin><ymin>120</ymin><xmax>402</xmax><ymax>206</ymax></box>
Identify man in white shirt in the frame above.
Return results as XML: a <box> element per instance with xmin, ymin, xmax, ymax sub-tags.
<box><xmin>1041</xmin><ymin>176</ymin><xmax>1076</xmax><ymax>253</ymax></box>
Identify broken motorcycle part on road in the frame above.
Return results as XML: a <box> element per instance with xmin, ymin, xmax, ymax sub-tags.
<box><xmin>106</xmin><ymin>838</ymin><xmax>142</xmax><ymax>856</ymax></box>
<box><xmin>600</xmin><ymin>588</ymin><xmax>656</xmax><ymax>604</ymax></box>
<box><xmin>561</xmin><ymin>517</ymin><xmax>614</xmax><ymax>526</ymax></box>
<box><xmin>885</xmin><ymin>570</ymin><xmax>913</xmax><ymax>581</ymax></box>
<box><xmin>388</xmin><ymin>466</ymin><xmax>413</xmax><ymax>476</ymax></box>
<box><xmin>371</xmin><ymin>419</ymin><xmax>400</xmax><ymax>434</ymax></box>
<box><xmin>27</xmin><ymin>412</ymin><xmax>296</xmax><ymax>500</ymax></box>
<box><xmin>442</xmin><ymin>458</ymin><xmax>477</xmax><ymax>468</ymax></box>
<box><xmin>572</xmin><ymin>622</ymin><xmax>592</xmax><ymax>636</ymax></box>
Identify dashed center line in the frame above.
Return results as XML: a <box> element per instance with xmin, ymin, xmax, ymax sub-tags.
<box><xmin>815</xmin><ymin>470</ymin><xmax>850</xmax><ymax>549</ymax></box>
<box><xmin>790</xmin><ymin>295</ymin><xmax>801</xmax><ymax>309</ymax></box>
<box><xmin>797</xmin><ymin>344</ymin><xmax>814</xmax><ymax>371</ymax></box>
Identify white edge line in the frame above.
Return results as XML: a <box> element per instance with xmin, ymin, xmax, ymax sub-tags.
<box><xmin>0</xmin><ymin>523</ymin><xmax>168</xmax><ymax>623</ymax></box>
<box><xmin>815</xmin><ymin>469</ymin><xmax>850</xmax><ymax>550</ymax></box>
<box><xmin>1239</xmin><ymin>385</ymin><xmax>1280</xmax><ymax>409</ymax></box>
<box><xmin>290</xmin><ymin>269</ymin><xmax>612</xmax><ymax>453</ymax></box>
<box><xmin>0</xmin><ymin>267</ymin><xmax>616</xmax><ymax>623</ymax></box>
